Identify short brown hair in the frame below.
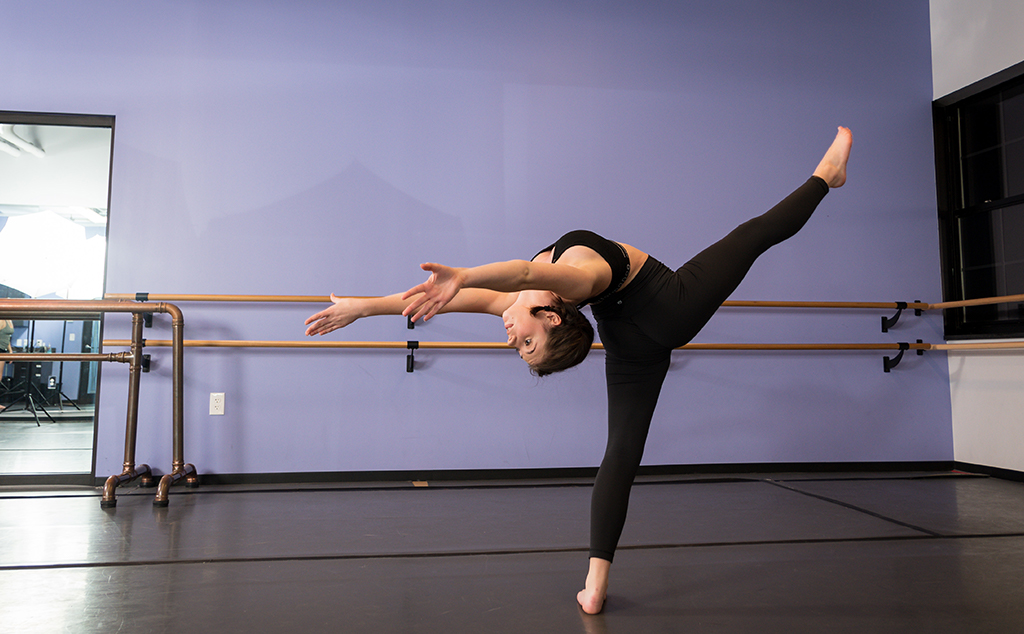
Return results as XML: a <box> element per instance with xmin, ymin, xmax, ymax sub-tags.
<box><xmin>528</xmin><ymin>299</ymin><xmax>594</xmax><ymax>376</ymax></box>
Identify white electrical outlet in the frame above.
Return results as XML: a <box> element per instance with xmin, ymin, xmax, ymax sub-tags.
<box><xmin>210</xmin><ymin>392</ymin><xmax>225</xmax><ymax>415</ymax></box>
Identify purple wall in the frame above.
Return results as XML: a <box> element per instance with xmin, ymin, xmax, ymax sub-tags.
<box><xmin>4</xmin><ymin>1</ymin><xmax>949</xmax><ymax>478</ymax></box>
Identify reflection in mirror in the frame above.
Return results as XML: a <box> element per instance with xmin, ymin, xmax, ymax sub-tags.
<box><xmin>0</xmin><ymin>113</ymin><xmax>113</xmax><ymax>479</ymax></box>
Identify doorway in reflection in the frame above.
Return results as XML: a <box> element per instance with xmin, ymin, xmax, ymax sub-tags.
<box><xmin>0</xmin><ymin>112</ymin><xmax>113</xmax><ymax>480</ymax></box>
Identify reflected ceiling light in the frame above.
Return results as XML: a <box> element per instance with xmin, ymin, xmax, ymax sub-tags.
<box><xmin>0</xmin><ymin>124</ymin><xmax>45</xmax><ymax>158</ymax></box>
<box><xmin>0</xmin><ymin>137</ymin><xmax>20</xmax><ymax>157</ymax></box>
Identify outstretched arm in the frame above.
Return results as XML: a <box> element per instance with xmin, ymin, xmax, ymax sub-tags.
<box><xmin>304</xmin><ymin>288</ymin><xmax>507</xmax><ymax>336</ymax></box>
<box><xmin>401</xmin><ymin>259</ymin><xmax>604</xmax><ymax>322</ymax></box>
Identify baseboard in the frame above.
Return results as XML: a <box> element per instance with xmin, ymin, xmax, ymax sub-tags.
<box><xmin>0</xmin><ymin>473</ymin><xmax>96</xmax><ymax>487</ymax></box>
<box><xmin>164</xmin><ymin>460</ymin><xmax>959</xmax><ymax>488</ymax></box>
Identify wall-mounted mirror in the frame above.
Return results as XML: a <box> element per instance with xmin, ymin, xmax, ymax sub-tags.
<box><xmin>0</xmin><ymin>112</ymin><xmax>113</xmax><ymax>480</ymax></box>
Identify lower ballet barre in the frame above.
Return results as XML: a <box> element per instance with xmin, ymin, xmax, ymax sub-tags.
<box><xmin>102</xmin><ymin>337</ymin><xmax>1024</xmax><ymax>374</ymax></box>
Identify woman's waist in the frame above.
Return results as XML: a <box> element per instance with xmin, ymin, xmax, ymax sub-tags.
<box><xmin>591</xmin><ymin>256</ymin><xmax>671</xmax><ymax>318</ymax></box>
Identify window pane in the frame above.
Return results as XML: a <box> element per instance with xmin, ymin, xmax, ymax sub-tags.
<box><xmin>961</xmin><ymin>264</ymin><xmax>999</xmax><ymax>324</ymax></box>
<box><xmin>961</xmin><ymin>97</ymin><xmax>1002</xmax><ymax>154</ymax></box>
<box><xmin>1004</xmin><ymin>262</ymin><xmax>1024</xmax><ymax>296</ymax></box>
<box><xmin>1003</xmin><ymin>203</ymin><xmax>1024</xmax><ymax>262</ymax></box>
<box><xmin>961</xmin><ymin>263</ymin><xmax>998</xmax><ymax>297</ymax></box>
<box><xmin>962</xmin><ymin>147</ymin><xmax>1003</xmax><ymax>205</ymax></box>
<box><xmin>958</xmin><ymin>211</ymin><xmax>997</xmax><ymax>269</ymax></box>
<box><xmin>1003</xmin><ymin>82</ymin><xmax>1024</xmax><ymax>141</ymax></box>
<box><xmin>1006</xmin><ymin>139</ymin><xmax>1024</xmax><ymax>198</ymax></box>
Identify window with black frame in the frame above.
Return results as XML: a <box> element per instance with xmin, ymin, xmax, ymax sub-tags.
<box><xmin>934</xmin><ymin>70</ymin><xmax>1024</xmax><ymax>339</ymax></box>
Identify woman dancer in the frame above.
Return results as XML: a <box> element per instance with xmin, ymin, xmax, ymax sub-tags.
<box><xmin>306</xmin><ymin>126</ymin><xmax>852</xmax><ymax>613</ymax></box>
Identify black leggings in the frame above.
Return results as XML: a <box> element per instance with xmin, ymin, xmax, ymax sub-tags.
<box><xmin>588</xmin><ymin>176</ymin><xmax>829</xmax><ymax>562</ymax></box>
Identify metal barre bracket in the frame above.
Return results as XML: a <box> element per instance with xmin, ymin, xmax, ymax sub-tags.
<box><xmin>883</xmin><ymin>342</ymin><xmax>908</xmax><ymax>372</ymax></box>
<box><xmin>883</xmin><ymin>340</ymin><xmax>924</xmax><ymax>373</ymax></box>
<box><xmin>881</xmin><ymin>302</ymin><xmax>907</xmax><ymax>332</ymax></box>
<box><xmin>407</xmin><ymin>341</ymin><xmax>419</xmax><ymax>372</ymax></box>
<box><xmin>881</xmin><ymin>300</ymin><xmax>923</xmax><ymax>332</ymax></box>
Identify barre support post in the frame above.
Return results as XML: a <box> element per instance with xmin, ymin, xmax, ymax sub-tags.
<box><xmin>154</xmin><ymin>303</ymin><xmax>198</xmax><ymax>506</ymax></box>
<box><xmin>101</xmin><ymin>313</ymin><xmax>153</xmax><ymax>507</ymax></box>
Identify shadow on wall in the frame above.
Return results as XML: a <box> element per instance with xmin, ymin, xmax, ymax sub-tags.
<box><xmin>199</xmin><ymin>161</ymin><xmax>466</xmax><ymax>294</ymax></box>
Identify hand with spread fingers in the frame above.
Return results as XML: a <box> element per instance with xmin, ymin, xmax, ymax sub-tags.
<box><xmin>401</xmin><ymin>262</ymin><xmax>465</xmax><ymax>323</ymax></box>
<box><xmin>304</xmin><ymin>294</ymin><xmax>363</xmax><ymax>336</ymax></box>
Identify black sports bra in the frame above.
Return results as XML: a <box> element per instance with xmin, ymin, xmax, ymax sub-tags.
<box><xmin>534</xmin><ymin>230</ymin><xmax>630</xmax><ymax>306</ymax></box>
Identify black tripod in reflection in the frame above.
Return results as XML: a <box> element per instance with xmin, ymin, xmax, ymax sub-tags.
<box><xmin>2</xmin><ymin>361</ymin><xmax>54</xmax><ymax>426</ymax></box>
<box><xmin>0</xmin><ymin>321</ymin><xmax>84</xmax><ymax>425</ymax></box>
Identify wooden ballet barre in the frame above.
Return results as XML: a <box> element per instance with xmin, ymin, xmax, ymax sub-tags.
<box><xmin>104</xmin><ymin>291</ymin><xmax>1024</xmax><ymax>315</ymax></box>
<box><xmin>104</xmin><ymin>292</ymin><xmax>927</xmax><ymax>311</ymax></box>
<box><xmin>102</xmin><ymin>338</ymin><xmax>938</xmax><ymax>373</ymax></box>
<box><xmin>102</xmin><ymin>339</ymin><xmax>931</xmax><ymax>352</ymax></box>
<box><xmin>103</xmin><ymin>337</ymin><xmax>1024</xmax><ymax>372</ymax></box>
<box><xmin>105</xmin><ymin>291</ymin><xmax>1024</xmax><ymax>318</ymax></box>
<box><xmin>722</xmin><ymin>300</ymin><xmax>929</xmax><ymax>310</ymax></box>
<box><xmin>106</xmin><ymin>292</ymin><xmax>939</xmax><ymax>334</ymax></box>
<box><xmin>924</xmin><ymin>293</ymin><xmax>1024</xmax><ymax>311</ymax></box>
<box><xmin>930</xmin><ymin>341</ymin><xmax>1024</xmax><ymax>351</ymax></box>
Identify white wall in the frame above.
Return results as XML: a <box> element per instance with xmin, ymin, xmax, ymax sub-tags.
<box><xmin>930</xmin><ymin>0</ymin><xmax>1024</xmax><ymax>99</ymax></box>
<box><xmin>948</xmin><ymin>347</ymin><xmax>1024</xmax><ymax>472</ymax></box>
<box><xmin>931</xmin><ymin>0</ymin><xmax>1024</xmax><ymax>472</ymax></box>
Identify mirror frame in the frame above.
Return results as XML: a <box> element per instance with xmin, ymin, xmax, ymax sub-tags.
<box><xmin>0</xmin><ymin>110</ymin><xmax>115</xmax><ymax>485</ymax></box>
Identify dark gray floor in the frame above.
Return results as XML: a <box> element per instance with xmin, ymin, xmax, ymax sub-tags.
<box><xmin>3</xmin><ymin>472</ymin><xmax>1024</xmax><ymax>632</ymax></box>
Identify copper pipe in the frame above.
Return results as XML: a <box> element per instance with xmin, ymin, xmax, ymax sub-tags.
<box><xmin>154</xmin><ymin>464</ymin><xmax>199</xmax><ymax>507</ymax></box>
<box><xmin>101</xmin><ymin>315</ymin><xmax>153</xmax><ymax>508</ymax></box>
<box><xmin>0</xmin><ymin>298</ymin><xmax>192</xmax><ymax>508</ymax></box>
<box><xmin>126</xmin><ymin>313</ymin><xmax>145</xmax><ymax>471</ymax></box>
<box><xmin>0</xmin><ymin>298</ymin><xmax>157</xmax><ymax>317</ymax></box>
<box><xmin>153</xmin><ymin>302</ymin><xmax>198</xmax><ymax>507</ymax></box>
<box><xmin>100</xmin><ymin>465</ymin><xmax>153</xmax><ymax>509</ymax></box>
<box><xmin>0</xmin><ymin>352</ymin><xmax>132</xmax><ymax>362</ymax></box>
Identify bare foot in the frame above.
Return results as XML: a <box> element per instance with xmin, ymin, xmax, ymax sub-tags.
<box><xmin>577</xmin><ymin>557</ymin><xmax>610</xmax><ymax>614</ymax></box>
<box><xmin>577</xmin><ymin>587</ymin><xmax>606</xmax><ymax>615</ymax></box>
<box><xmin>813</xmin><ymin>126</ymin><xmax>853</xmax><ymax>188</ymax></box>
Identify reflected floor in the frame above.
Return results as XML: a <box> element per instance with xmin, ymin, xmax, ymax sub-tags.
<box><xmin>3</xmin><ymin>471</ymin><xmax>1024</xmax><ymax>632</ymax></box>
<box><xmin>0</xmin><ymin>410</ymin><xmax>93</xmax><ymax>474</ymax></box>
